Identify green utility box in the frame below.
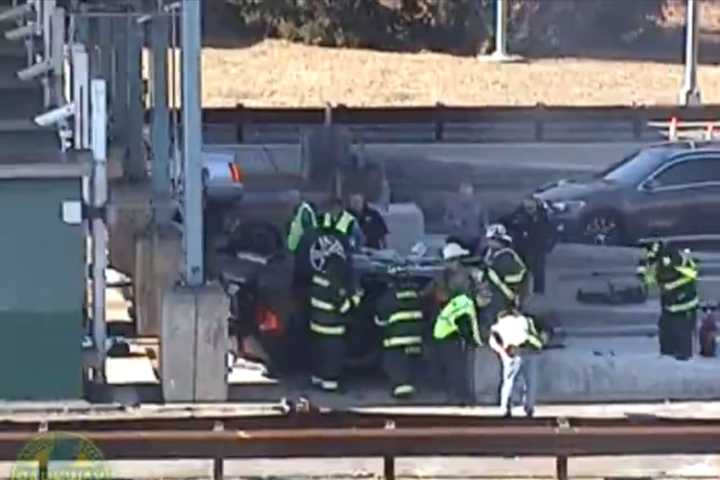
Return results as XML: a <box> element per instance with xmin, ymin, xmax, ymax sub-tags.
<box><xmin>0</xmin><ymin>163</ymin><xmax>86</xmax><ymax>399</ymax></box>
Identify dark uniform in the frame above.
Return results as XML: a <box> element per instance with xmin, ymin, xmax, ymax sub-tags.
<box><xmin>308</xmin><ymin>256</ymin><xmax>362</xmax><ymax>391</ymax></box>
<box><xmin>647</xmin><ymin>246</ymin><xmax>699</xmax><ymax>360</ymax></box>
<box><xmin>432</xmin><ymin>291</ymin><xmax>483</xmax><ymax>404</ymax></box>
<box><xmin>351</xmin><ymin>204</ymin><xmax>389</xmax><ymax>250</ymax></box>
<box><xmin>375</xmin><ymin>278</ymin><xmax>424</xmax><ymax>398</ymax></box>
<box><xmin>503</xmin><ymin>201</ymin><xmax>555</xmax><ymax>294</ymax></box>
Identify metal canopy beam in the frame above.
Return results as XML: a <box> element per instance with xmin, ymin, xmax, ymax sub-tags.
<box><xmin>181</xmin><ymin>0</ymin><xmax>204</xmax><ymax>285</ymax></box>
<box><xmin>680</xmin><ymin>0</ymin><xmax>701</xmax><ymax>106</ymax></box>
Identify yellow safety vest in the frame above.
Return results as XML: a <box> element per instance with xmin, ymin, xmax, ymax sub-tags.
<box><xmin>323</xmin><ymin>211</ymin><xmax>356</xmax><ymax>236</ymax></box>
<box><xmin>287</xmin><ymin>202</ymin><xmax>317</xmax><ymax>252</ymax></box>
<box><xmin>433</xmin><ymin>294</ymin><xmax>479</xmax><ymax>342</ymax></box>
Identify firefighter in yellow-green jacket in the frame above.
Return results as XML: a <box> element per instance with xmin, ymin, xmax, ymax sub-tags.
<box><xmin>431</xmin><ymin>243</ymin><xmax>483</xmax><ymax>404</ymax></box>
<box><xmin>641</xmin><ymin>240</ymin><xmax>699</xmax><ymax>360</ymax></box>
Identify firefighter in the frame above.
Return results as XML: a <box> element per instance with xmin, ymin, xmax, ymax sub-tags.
<box><xmin>482</xmin><ymin>224</ymin><xmax>528</xmax><ymax>332</ymax></box>
<box><xmin>642</xmin><ymin>243</ymin><xmax>699</xmax><ymax>360</ymax></box>
<box><xmin>308</xmin><ymin>254</ymin><xmax>363</xmax><ymax>391</ymax></box>
<box><xmin>287</xmin><ymin>200</ymin><xmax>318</xmax><ymax>252</ymax></box>
<box><xmin>489</xmin><ymin>309</ymin><xmax>544</xmax><ymax>418</ymax></box>
<box><xmin>374</xmin><ymin>266</ymin><xmax>424</xmax><ymax>398</ymax></box>
<box><xmin>432</xmin><ymin>242</ymin><xmax>483</xmax><ymax>404</ymax></box>
<box><xmin>322</xmin><ymin>198</ymin><xmax>365</xmax><ymax>251</ymax></box>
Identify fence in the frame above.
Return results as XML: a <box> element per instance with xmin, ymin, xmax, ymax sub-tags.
<box><xmin>200</xmin><ymin>104</ymin><xmax>720</xmax><ymax>144</ymax></box>
<box><xmin>5</xmin><ymin>411</ymin><xmax>720</xmax><ymax>480</ymax></box>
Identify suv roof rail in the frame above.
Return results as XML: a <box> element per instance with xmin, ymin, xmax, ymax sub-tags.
<box><xmin>648</xmin><ymin>118</ymin><xmax>720</xmax><ymax>141</ymax></box>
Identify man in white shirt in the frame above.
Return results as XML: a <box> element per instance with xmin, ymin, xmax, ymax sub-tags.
<box><xmin>489</xmin><ymin>310</ymin><xmax>545</xmax><ymax>417</ymax></box>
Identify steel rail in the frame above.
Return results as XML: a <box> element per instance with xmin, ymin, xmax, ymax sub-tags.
<box><xmin>193</xmin><ymin>104</ymin><xmax>720</xmax><ymax>143</ymax></box>
<box><xmin>1</xmin><ymin>413</ymin><xmax>720</xmax><ymax>480</ymax></box>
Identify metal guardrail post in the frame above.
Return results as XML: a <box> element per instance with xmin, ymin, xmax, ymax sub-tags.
<box><xmin>383</xmin><ymin>456</ymin><xmax>395</xmax><ymax>480</ymax></box>
<box><xmin>556</xmin><ymin>456</ymin><xmax>568</xmax><ymax>480</ymax></box>
<box><xmin>435</xmin><ymin>102</ymin><xmax>444</xmax><ymax>141</ymax></box>
<box><xmin>125</xmin><ymin>15</ymin><xmax>146</xmax><ymax>181</ymax></box>
<box><xmin>534</xmin><ymin>104</ymin><xmax>545</xmax><ymax>141</ymax></box>
<box><xmin>235</xmin><ymin>102</ymin><xmax>244</xmax><ymax>142</ymax></box>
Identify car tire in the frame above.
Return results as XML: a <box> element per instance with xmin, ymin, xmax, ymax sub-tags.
<box><xmin>581</xmin><ymin>211</ymin><xmax>626</xmax><ymax>246</ymax></box>
<box><xmin>232</xmin><ymin>222</ymin><xmax>284</xmax><ymax>256</ymax></box>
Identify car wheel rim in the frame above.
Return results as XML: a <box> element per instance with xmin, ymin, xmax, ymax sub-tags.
<box><xmin>585</xmin><ymin>217</ymin><xmax>618</xmax><ymax>245</ymax></box>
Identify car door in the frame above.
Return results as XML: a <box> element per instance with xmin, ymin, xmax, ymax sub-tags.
<box><xmin>631</xmin><ymin>156</ymin><xmax>720</xmax><ymax>240</ymax></box>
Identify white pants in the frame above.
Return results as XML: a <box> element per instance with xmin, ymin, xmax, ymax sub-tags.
<box><xmin>498</xmin><ymin>351</ymin><xmax>539</xmax><ymax>413</ymax></box>
<box><xmin>499</xmin><ymin>354</ymin><xmax>522</xmax><ymax>412</ymax></box>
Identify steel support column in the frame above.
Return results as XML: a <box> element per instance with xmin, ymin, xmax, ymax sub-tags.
<box><xmin>112</xmin><ymin>18</ymin><xmax>128</xmax><ymax>143</ymax></box>
<box><xmin>150</xmin><ymin>14</ymin><xmax>172</xmax><ymax>223</ymax></box>
<box><xmin>181</xmin><ymin>0</ymin><xmax>204</xmax><ymax>285</ymax></box>
<box><xmin>125</xmin><ymin>16</ymin><xmax>146</xmax><ymax>181</ymax></box>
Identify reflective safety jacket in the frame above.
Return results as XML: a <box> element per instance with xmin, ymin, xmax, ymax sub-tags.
<box><xmin>637</xmin><ymin>241</ymin><xmax>662</xmax><ymax>288</ymax></box>
<box><xmin>375</xmin><ymin>284</ymin><xmax>424</xmax><ymax>351</ymax></box>
<box><xmin>287</xmin><ymin>201</ymin><xmax>317</xmax><ymax>252</ymax></box>
<box><xmin>433</xmin><ymin>294</ymin><xmax>482</xmax><ymax>346</ymax></box>
<box><xmin>655</xmin><ymin>250</ymin><xmax>699</xmax><ymax>314</ymax></box>
<box><xmin>308</xmin><ymin>271</ymin><xmax>362</xmax><ymax>336</ymax></box>
<box><xmin>485</xmin><ymin>247</ymin><xmax>527</xmax><ymax>305</ymax></box>
<box><xmin>323</xmin><ymin>210</ymin><xmax>357</xmax><ymax>236</ymax></box>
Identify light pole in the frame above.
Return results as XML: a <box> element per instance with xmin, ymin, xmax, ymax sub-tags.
<box><xmin>493</xmin><ymin>0</ymin><xmax>508</xmax><ymax>58</ymax></box>
<box><xmin>679</xmin><ymin>0</ymin><xmax>701</xmax><ymax>106</ymax></box>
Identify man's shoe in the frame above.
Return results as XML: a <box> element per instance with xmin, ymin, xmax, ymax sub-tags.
<box><xmin>525</xmin><ymin>408</ymin><xmax>535</xmax><ymax>418</ymax></box>
<box><xmin>675</xmin><ymin>355</ymin><xmax>691</xmax><ymax>361</ymax></box>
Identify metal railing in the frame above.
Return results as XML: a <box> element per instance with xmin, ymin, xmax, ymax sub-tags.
<box><xmin>3</xmin><ymin>411</ymin><xmax>720</xmax><ymax>480</ymax></box>
<box><xmin>201</xmin><ymin>104</ymin><xmax>720</xmax><ymax>144</ymax></box>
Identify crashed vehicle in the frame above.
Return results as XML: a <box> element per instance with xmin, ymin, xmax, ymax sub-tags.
<box><xmin>217</xmin><ymin>245</ymin><xmax>444</xmax><ymax>374</ymax></box>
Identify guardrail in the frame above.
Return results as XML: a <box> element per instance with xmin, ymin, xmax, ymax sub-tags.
<box><xmin>7</xmin><ymin>411</ymin><xmax>720</xmax><ymax>480</ymax></box>
<box><xmin>200</xmin><ymin>104</ymin><xmax>720</xmax><ymax>144</ymax></box>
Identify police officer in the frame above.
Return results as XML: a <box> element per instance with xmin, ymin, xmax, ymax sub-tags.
<box><xmin>287</xmin><ymin>200</ymin><xmax>318</xmax><ymax>253</ymax></box>
<box><xmin>308</xmin><ymin>254</ymin><xmax>363</xmax><ymax>391</ymax></box>
<box><xmin>432</xmin><ymin>243</ymin><xmax>483</xmax><ymax>404</ymax></box>
<box><xmin>502</xmin><ymin>197</ymin><xmax>555</xmax><ymax>294</ymax></box>
<box><xmin>489</xmin><ymin>309</ymin><xmax>544</xmax><ymax>417</ymax></box>
<box><xmin>642</xmin><ymin>242</ymin><xmax>699</xmax><ymax>360</ymax></box>
<box><xmin>374</xmin><ymin>267</ymin><xmax>424</xmax><ymax>398</ymax></box>
<box><xmin>322</xmin><ymin>198</ymin><xmax>365</xmax><ymax>251</ymax></box>
<box><xmin>482</xmin><ymin>224</ymin><xmax>528</xmax><ymax>331</ymax></box>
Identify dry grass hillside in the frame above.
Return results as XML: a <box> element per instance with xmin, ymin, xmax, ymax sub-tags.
<box><xmin>202</xmin><ymin>40</ymin><xmax>720</xmax><ymax>107</ymax></box>
<box><xmin>201</xmin><ymin>0</ymin><xmax>720</xmax><ymax>107</ymax></box>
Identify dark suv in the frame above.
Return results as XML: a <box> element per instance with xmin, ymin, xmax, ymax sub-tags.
<box><xmin>535</xmin><ymin>142</ymin><xmax>720</xmax><ymax>245</ymax></box>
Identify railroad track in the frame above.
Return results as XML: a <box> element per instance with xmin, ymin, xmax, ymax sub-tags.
<box><xmin>3</xmin><ymin>411</ymin><xmax>720</xmax><ymax>480</ymax></box>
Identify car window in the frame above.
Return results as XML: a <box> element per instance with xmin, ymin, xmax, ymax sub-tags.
<box><xmin>653</xmin><ymin>157</ymin><xmax>720</xmax><ymax>187</ymax></box>
<box><xmin>601</xmin><ymin>148</ymin><xmax>668</xmax><ymax>183</ymax></box>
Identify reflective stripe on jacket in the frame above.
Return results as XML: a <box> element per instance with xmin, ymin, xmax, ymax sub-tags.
<box><xmin>486</xmin><ymin>247</ymin><xmax>527</xmax><ymax>302</ymax></box>
<box><xmin>323</xmin><ymin>211</ymin><xmax>356</xmax><ymax>235</ymax></box>
<box><xmin>375</xmin><ymin>287</ymin><xmax>424</xmax><ymax>350</ymax></box>
<box><xmin>657</xmin><ymin>251</ymin><xmax>699</xmax><ymax>314</ymax></box>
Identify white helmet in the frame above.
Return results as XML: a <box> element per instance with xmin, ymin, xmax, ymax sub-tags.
<box><xmin>442</xmin><ymin>242</ymin><xmax>470</xmax><ymax>261</ymax></box>
<box><xmin>486</xmin><ymin>223</ymin><xmax>512</xmax><ymax>244</ymax></box>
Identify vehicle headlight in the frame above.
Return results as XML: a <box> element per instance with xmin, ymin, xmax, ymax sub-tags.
<box><xmin>551</xmin><ymin>200</ymin><xmax>586</xmax><ymax>213</ymax></box>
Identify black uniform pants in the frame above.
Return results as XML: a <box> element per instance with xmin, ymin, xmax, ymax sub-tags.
<box><xmin>435</xmin><ymin>337</ymin><xmax>473</xmax><ymax>404</ymax></box>
<box><xmin>383</xmin><ymin>347</ymin><xmax>420</xmax><ymax>394</ymax></box>
<box><xmin>312</xmin><ymin>331</ymin><xmax>346</xmax><ymax>385</ymax></box>
<box><xmin>528</xmin><ymin>253</ymin><xmax>546</xmax><ymax>294</ymax></box>
<box><xmin>659</xmin><ymin>310</ymin><xmax>696</xmax><ymax>360</ymax></box>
